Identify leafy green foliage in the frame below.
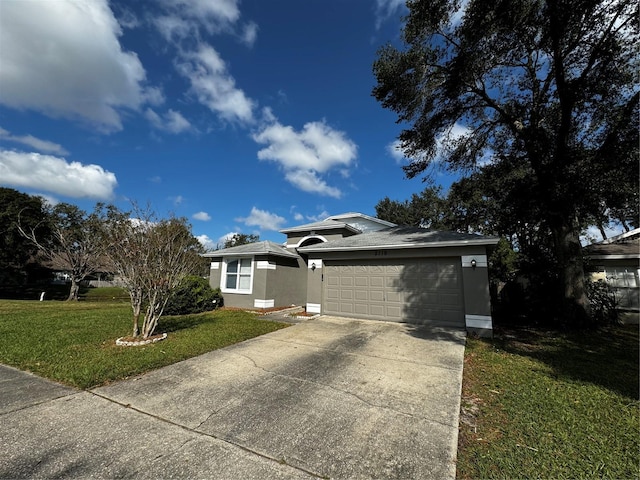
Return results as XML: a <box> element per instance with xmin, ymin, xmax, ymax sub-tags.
<box><xmin>164</xmin><ymin>276</ymin><xmax>222</xmax><ymax>316</ymax></box>
<box><xmin>223</xmin><ymin>233</ymin><xmax>260</xmax><ymax>248</ymax></box>
<box><xmin>586</xmin><ymin>280</ymin><xmax>619</xmax><ymax>325</ymax></box>
<box><xmin>373</xmin><ymin>0</ymin><xmax>638</xmax><ymax>325</ymax></box>
<box><xmin>0</xmin><ymin>188</ymin><xmax>51</xmax><ymax>286</ymax></box>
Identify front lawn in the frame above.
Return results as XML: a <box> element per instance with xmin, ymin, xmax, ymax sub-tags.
<box><xmin>457</xmin><ymin>325</ymin><xmax>639</xmax><ymax>479</ymax></box>
<box><xmin>0</xmin><ymin>300</ymin><xmax>288</xmax><ymax>389</ymax></box>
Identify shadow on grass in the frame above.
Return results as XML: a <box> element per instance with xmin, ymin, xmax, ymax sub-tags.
<box><xmin>493</xmin><ymin>324</ymin><xmax>639</xmax><ymax>400</ymax></box>
<box><xmin>159</xmin><ymin>311</ymin><xmax>219</xmax><ymax>333</ymax></box>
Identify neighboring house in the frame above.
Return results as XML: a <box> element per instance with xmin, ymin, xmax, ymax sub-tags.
<box><xmin>584</xmin><ymin>228</ymin><xmax>640</xmax><ymax>323</ymax></box>
<box><xmin>205</xmin><ymin>212</ymin><xmax>499</xmax><ymax>336</ymax></box>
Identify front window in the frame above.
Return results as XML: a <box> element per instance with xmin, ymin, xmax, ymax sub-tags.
<box><xmin>222</xmin><ymin>257</ymin><xmax>253</xmax><ymax>294</ymax></box>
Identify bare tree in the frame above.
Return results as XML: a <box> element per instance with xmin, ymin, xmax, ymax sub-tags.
<box><xmin>104</xmin><ymin>205</ymin><xmax>204</xmax><ymax>339</ymax></box>
<box><xmin>19</xmin><ymin>203</ymin><xmax>109</xmax><ymax>301</ymax></box>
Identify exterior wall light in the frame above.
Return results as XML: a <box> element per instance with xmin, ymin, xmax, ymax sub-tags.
<box><xmin>470</xmin><ymin>258</ymin><xmax>477</xmax><ymax>269</ymax></box>
<box><xmin>311</xmin><ymin>262</ymin><xmax>317</xmax><ymax>271</ymax></box>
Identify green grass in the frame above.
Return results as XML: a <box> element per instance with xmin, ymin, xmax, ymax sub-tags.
<box><xmin>457</xmin><ymin>325</ymin><xmax>639</xmax><ymax>479</ymax></box>
<box><xmin>0</xmin><ymin>299</ymin><xmax>288</xmax><ymax>389</ymax></box>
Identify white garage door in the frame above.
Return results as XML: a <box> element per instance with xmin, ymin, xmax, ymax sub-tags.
<box><xmin>323</xmin><ymin>258</ymin><xmax>464</xmax><ymax>326</ymax></box>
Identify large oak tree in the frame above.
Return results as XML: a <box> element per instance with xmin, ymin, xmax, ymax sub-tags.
<box><xmin>373</xmin><ymin>0</ymin><xmax>638</xmax><ymax>324</ymax></box>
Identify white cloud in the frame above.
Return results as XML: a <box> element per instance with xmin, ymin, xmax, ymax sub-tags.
<box><xmin>158</xmin><ymin>0</ymin><xmax>240</xmax><ymax>33</ymax></box>
<box><xmin>196</xmin><ymin>234</ymin><xmax>217</xmax><ymax>251</ymax></box>
<box><xmin>176</xmin><ymin>44</ymin><xmax>255</xmax><ymax>124</ymax></box>
<box><xmin>374</xmin><ymin>0</ymin><xmax>407</xmax><ymax>28</ymax></box>
<box><xmin>305</xmin><ymin>210</ymin><xmax>331</xmax><ymax>222</ymax></box>
<box><xmin>0</xmin><ymin>127</ymin><xmax>69</xmax><ymax>156</ymax></box>
<box><xmin>241</xmin><ymin>22</ymin><xmax>258</xmax><ymax>47</ymax></box>
<box><xmin>0</xmin><ymin>150</ymin><xmax>117</xmax><ymax>200</ymax></box>
<box><xmin>193</xmin><ymin>211</ymin><xmax>211</xmax><ymax>221</ymax></box>
<box><xmin>386</xmin><ymin>140</ymin><xmax>407</xmax><ymax>164</ymax></box>
<box><xmin>284</xmin><ymin>170</ymin><xmax>342</xmax><ymax>198</ymax></box>
<box><xmin>145</xmin><ymin>108</ymin><xmax>192</xmax><ymax>134</ymax></box>
<box><xmin>293</xmin><ymin>212</ymin><xmax>304</xmax><ymax>222</ymax></box>
<box><xmin>171</xmin><ymin>195</ymin><xmax>184</xmax><ymax>206</ymax></box>
<box><xmin>0</xmin><ymin>0</ymin><xmax>156</xmax><ymax>132</ymax></box>
<box><xmin>236</xmin><ymin>207</ymin><xmax>286</xmax><ymax>231</ymax></box>
<box><xmin>253</xmin><ymin>118</ymin><xmax>357</xmax><ymax>197</ymax></box>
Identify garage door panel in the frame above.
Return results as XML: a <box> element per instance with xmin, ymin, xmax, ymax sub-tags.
<box><xmin>323</xmin><ymin>258</ymin><xmax>464</xmax><ymax>326</ymax></box>
<box><xmin>386</xmin><ymin>305</ymin><xmax>402</xmax><ymax>317</ymax></box>
<box><xmin>340</xmin><ymin>277</ymin><xmax>353</xmax><ymax>287</ymax></box>
<box><xmin>354</xmin><ymin>277</ymin><xmax>368</xmax><ymax>287</ymax></box>
<box><xmin>386</xmin><ymin>291</ymin><xmax>402</xmax><ymax>303</ymax></box>
<box><xmin>354</xmin><ymin>290</ymin><xmax>368</xmax><ymax>301</ymax></box>
<box><xmin>370</xmin><ymin>290</ymin><xmax>384</xmax><ymax>302</ymax></box>
<box><xmin>354</xmin><ymin>304</ymin><xmax>369</xmax><ymax>315</ymax></box>
<box><xmin>326</xmin><ymin>288</ymin><xmax>339</xmax><ymax>300</ymax></box>
<box><xmin>340</xmin><ymin>290</ymin><xmax>353</xmax><ymax>300</ymax></box>
<box><xmin>340</xmin><ymin>303</ymin><xmax>354</xmax><ymax>314</ymax></box>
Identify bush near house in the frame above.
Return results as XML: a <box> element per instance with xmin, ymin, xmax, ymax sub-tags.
<box><xmin>164</xmin><ymin>276</ymin><xmax>223</xmax><ymax>316</ymax></box>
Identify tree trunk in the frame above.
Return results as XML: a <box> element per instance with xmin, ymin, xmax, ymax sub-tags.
<box><xmin>553</xmin><ymin>218</ymin><xmax>591</xmax><ymax>327</ymax></box>
<box><xmin>130</xmin><ymin>289</ymin><xmax>142</xmax><ymax>337</ymax></box>
<box><xmin>67</xmin><ymin>279</ymin><xmax>80</xmax><ymax>301</ymax></box>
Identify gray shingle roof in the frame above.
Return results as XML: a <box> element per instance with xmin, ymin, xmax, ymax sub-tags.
<box><xmin>297</xmin><ymin>226</ymin><xmax>499</xmax><ymax>252</ymax></box>
<box><xmin>203</xmin><ymin>241</ymin><xmax>299</xmax><ymax>259</ymax></box>
<box><xmin>584</xmin><ymin>237</ymin><xmax>640</xmax><ymax>258</ymax></box>
<box><xmin>279</xmin><ymin>219</ymin><xmax>361</xmax><ymax>234</ymax></box>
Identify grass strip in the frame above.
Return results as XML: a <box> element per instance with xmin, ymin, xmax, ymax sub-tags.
<box><xmin>0</xmin><ymin>300</ymin><xmax>288</xmax><ymax>389</ymax></box>
<box><xmin>457</xmin><ymin>325</ymin><xmax>639</xmax><ymax>479</ymax></box>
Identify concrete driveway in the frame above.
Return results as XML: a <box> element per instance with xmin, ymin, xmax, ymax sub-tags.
<box><xmin>0</xmin><ymin>316</ymin><xmax>466</xmax><ymax>479</ymax></box>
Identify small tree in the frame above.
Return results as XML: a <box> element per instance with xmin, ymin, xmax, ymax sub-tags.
<box><xmin>104</xmin><ymin>205</ymin><xmax>204</xmax><ymax>339</ymax></box>
<box><xmin>19</xmin><ymin>203</ymin><xmax>109</xmax><ymax>301</ymax></box>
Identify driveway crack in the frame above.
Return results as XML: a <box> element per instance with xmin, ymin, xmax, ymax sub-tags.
<box><xmin>232</xmin><ymin>352</ymin><xmax>458</xmax><ymax>429</ymax></box>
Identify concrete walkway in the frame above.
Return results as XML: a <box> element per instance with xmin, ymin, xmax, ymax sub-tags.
<box><xmin>0</xmin><ymin>316</ymin><xmax>466</xmax><ymax>479</ymax></box>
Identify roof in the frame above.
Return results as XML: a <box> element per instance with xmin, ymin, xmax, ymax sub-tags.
<box><xmin>202</xmin><ymin>241</ymin><xmax>300</xmax><ymax>259</ymax></box>
<box><xmin>298</xmin><ymin>226</ymin><xmax>500</xmax><ymax>252</ymax></box>
<box><xmin>279</xmin><ymin>212</ymin><xmax>395</xmax><ymax>235</ymax></box>
<box><xmin>279</xmin><ymin>219</ymin><xmax>361</xmax><ymax>234</ymax></box>
<box><xmin>326</xmin><ymin>212</ymin><xmax>396</xmax><ymax>227</ymax></box>
<box><xmin>584</xmin><ymin>236</ymin><xmax>640</xmax><ymax>260</ymax></box>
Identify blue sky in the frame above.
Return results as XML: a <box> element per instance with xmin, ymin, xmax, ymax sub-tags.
<box><xmin>0</xmin><ymin>0</ymin><xmax>459</xmax><ymax>249</ymax></box>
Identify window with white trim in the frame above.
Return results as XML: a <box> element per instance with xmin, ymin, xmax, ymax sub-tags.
<box><xmin>222</xmin><ymin>257</ymin><xmax>253</xmax><ymax>294</ymax></box>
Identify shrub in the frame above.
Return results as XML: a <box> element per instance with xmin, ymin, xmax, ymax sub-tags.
<box><xmin>164</xmin><ymin>276</ymin><xmax>222</xmax><ymax>316</ymax></box>
<box><xmin>587</xmin><ymin>279</ymin><xmax>619</xmax><ymax>325</ymax></box>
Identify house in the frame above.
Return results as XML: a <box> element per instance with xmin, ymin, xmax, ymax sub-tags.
<box><xmin>204</xmin><ymin>212</ymin><xmax>499</xmax><ymax>336</ymax></box>
<box><xmin>584</xmin><ymin>228</ymin><xmax>640</xmax><ymax>323</ymax></box>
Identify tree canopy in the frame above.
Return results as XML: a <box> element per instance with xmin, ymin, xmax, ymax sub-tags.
<box><xmin>373</xmin><ymin>0</ymin><xmax>638</xmax><ymax>324</ymax></box>
<box><xmin>19</xmin><ymin>202</ymin><xmax>110</xmax><ymax>301</ymax></box>
<box><xmin>104</xmin><ymin>205</ymin><xmax>204</xmax><ymax>339</ymax></box>
<box><xmin>0</xmin><ymin>188</ymin><xmax>51</xmax><ymax>286</ymax></box>
<box><xmin>223</xmin><ymin>233</ymin><xmax>260</xmax><ymax>249</ymax></box>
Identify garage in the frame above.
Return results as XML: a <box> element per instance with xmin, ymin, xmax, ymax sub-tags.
<box><xmin>323</xmin><ymin>258</ymin><xmax>464</xmax><ymax>326</ymax></box>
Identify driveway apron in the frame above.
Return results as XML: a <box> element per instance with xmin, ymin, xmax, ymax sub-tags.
<box><xmin>1</xmin><ymin>316</ymin><xmax>466</xmax><ymax>479</ymax></box>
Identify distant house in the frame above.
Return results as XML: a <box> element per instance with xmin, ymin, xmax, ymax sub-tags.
<box><xmin>204</xmin><ymin>212</ymin><xmax>499</xmax><ymax>336</ymax></box>
<box><xmin>584</xmin><ymin>228</ymin><xmax>640</xmax><ymax>323</ymax></box>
